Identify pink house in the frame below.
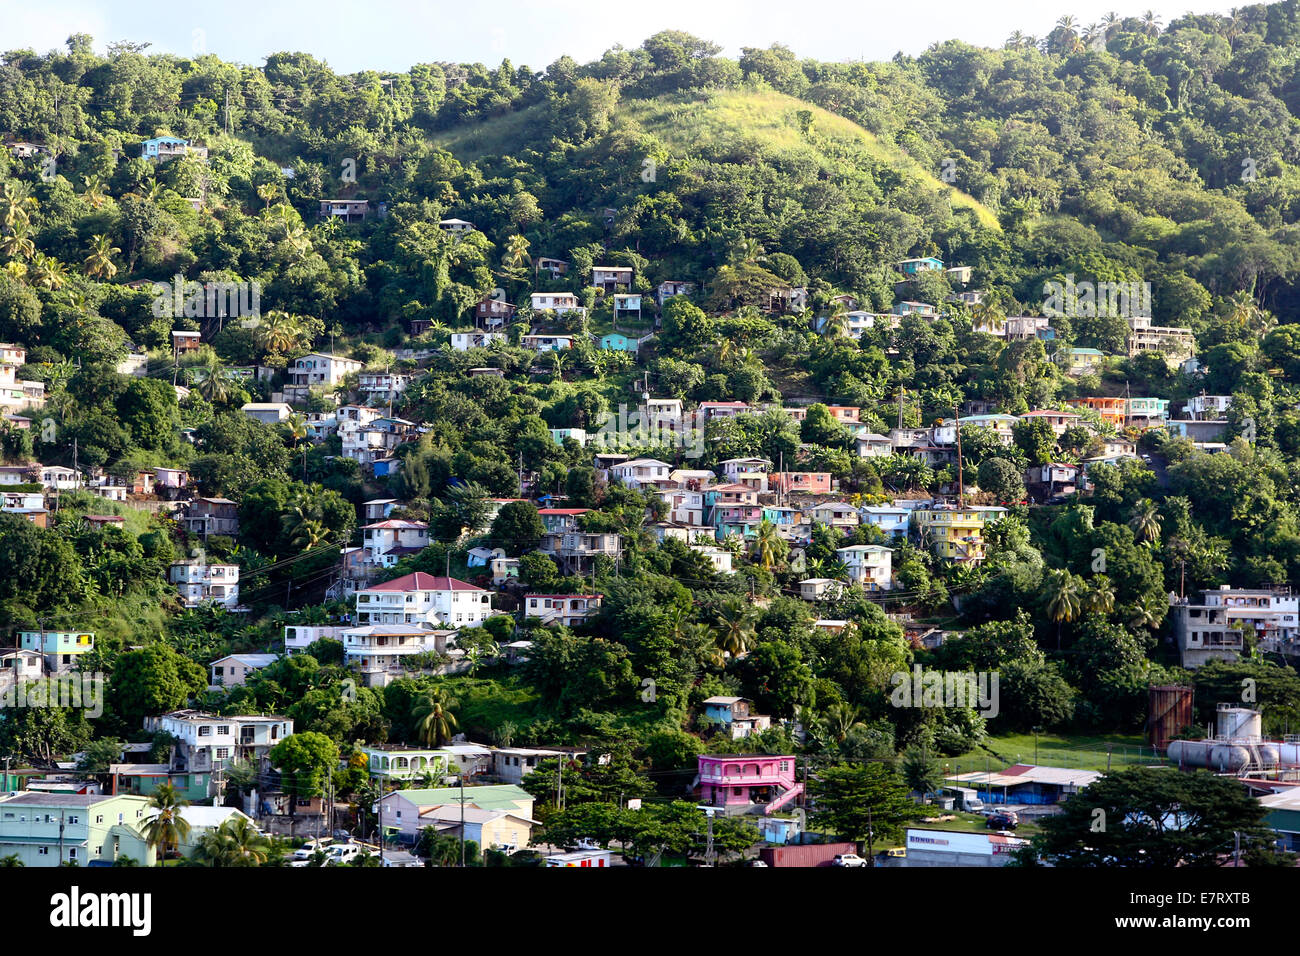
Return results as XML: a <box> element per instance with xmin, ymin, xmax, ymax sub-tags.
<box><xmin>770</xmin><ymin>472</ymin><xmax>832</xmax><ymax>495</ymax></box>
<box><xmin>696</xmin><ymin>754</ymin><xmax>802</xmax><ymax>815</ymax></box>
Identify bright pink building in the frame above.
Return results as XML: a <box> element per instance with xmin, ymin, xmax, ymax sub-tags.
<box><xmin>770</xmin><ymin>472</ymin><xmax>832</xmax><ymax>495</ymax></box>
<box><xmin>696</xmin><ymin>754</ymin><xmax>802</xmax><ymax>815</ymax></box>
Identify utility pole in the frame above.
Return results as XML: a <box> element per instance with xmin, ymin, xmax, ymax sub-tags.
<box><xmin>459</xmin><ymin>773</ymin><xmax>465</xmax><ymax>867</ymax></box>
<box><xmin>705</xmin><ymin>810</ymin><xmax>715</xmax><ymax>866</ymax></box>
<box><xmin>953</xmin><ymin>404</ymin><xmax>965</xmax><ymax>508</ymax></box>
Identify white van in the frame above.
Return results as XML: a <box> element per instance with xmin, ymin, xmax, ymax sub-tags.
<box><xmin>325</xmin><ymin>843</ymin><xmax>362</xmax><ymax>865</ymax></box>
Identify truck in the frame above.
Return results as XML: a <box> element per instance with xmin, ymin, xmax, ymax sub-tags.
<box><xmin>945</xmin><ymin>786</ymin><xmax>984</xmax><ymax>813</ymax></box>
<box><xmin>758</xmin><ymin>842</ymin><xmax>860</xmax><ymax>868</ymax></box>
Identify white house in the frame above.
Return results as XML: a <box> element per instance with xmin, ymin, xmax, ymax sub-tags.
<box><xmin>835</xmin><ymin>544</ymin><xmax>893</xmax><ymax>590</ymax></box>
<box><xmin>288</xmin><ymin>353</ymin><xmax>363</xmax><ymax>388</ymax></box>
<box><xmin>529</xmin><ymin>292</ymin><xmax>584</xmax><ymax>315</ymax></box>
<box><xmin>360</xmin><ymin>519</ymin><xmax>429</xmax><ymax>568</ymax></box>
<box><xmin>523</xmin><ymin>594</ymin><xmax>603</xmax><ymax>627</ymax></box>
<box><xmin>169</xmin><ymin>560</ymin><xmax>240</xmax><ymax>609</ymax></box>
<box><xmin>354</xmin><ymin>572</ymin><xmax>494</xmax><ymax>629</ymax></box>
<box><xmin>241</xmin><ymin>402</ymin><xmax>293</xmax><ymax>424</ymax></box>
<box><xmin>610</xmin><ymin>458</ymin><xmax>672</xmax><ymax>489</ymax></box>
<box><xmin>283</xmin><ymin>624</ymin><xmax>349</xmax><ymax>655</ymax></box>
<box><xmin>209</xmin><ymin>653</ymin><xmax>278</xmax><ymax>689</ymax></box>
<box><xmin>691</xmin><ymin>545</ymin><xmax>734</xmax><ymax>574</ymax></box>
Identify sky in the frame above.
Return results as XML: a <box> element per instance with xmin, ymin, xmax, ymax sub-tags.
<box><xmin>0</xmin><ymin>0</ymin><xmax>1238</xmax><ymax>73</ymax></box>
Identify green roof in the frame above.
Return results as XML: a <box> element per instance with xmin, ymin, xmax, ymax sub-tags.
<box><xmin>387</xmin><ymin>784</ymin><xmax>532</xmax><ymax>811</ymax></box>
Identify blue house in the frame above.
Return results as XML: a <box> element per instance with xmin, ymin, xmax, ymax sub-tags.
<box><xmin>599</xmin><ymin>333</ymin><xmax>636</xmax><ymax>352</ymax></box>
<box><xmin>896</xmin><ymin>257</ymin><xmax>945</xmax><ymax>276</ymax></box>
<box><xmin>140</xmin><ymin>136</ymin><xmax>205</xmax><ymax>161</ymax></box>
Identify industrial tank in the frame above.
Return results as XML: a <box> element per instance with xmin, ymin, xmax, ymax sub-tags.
<box><xmin>1216</xmin><ymin>705</ymin><xmax>1262</xmax><ymax>740</ymax></box>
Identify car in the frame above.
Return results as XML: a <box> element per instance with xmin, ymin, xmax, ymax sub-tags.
<box><xmin>986</xmin><ymin>811</ymin><xmax>1019</xmax><ymax>830</ymax></box>
<box><xmin>883</xmin><ymin>847</ymin><xmax>906</xmax><ymax>858</ymax></box>
<box><xmin>831</xmin><ymin>853</ymin><xmax>867</xmax><ymax>867</ymax></box>
<box><xmin>324</xmin><ymin>843</ymin><xmax>363</xmax><ymax>865</ymax></box>
<box><xmin>572</xmin><ymin>837</ymin><xmax>601</xmax><ymax>851</ymax></box>
<box><xmin>748</xmin><ymin>859</ymin><xmax>769</xmax><ymax>867</ymax></box>
<box><xmin>290</xmin><ymin>838</ymin><xmax>333</xmax><ymax>862</ymax></box>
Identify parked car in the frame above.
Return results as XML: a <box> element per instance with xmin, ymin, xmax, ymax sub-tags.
<box><xmin>325</xmin><ymin>842</ymin><xmax>363</xmax><ymax>865</ymax></box>
<box><xmin>986</xmin><ymin>810</ymin><xmax>1019</xmax><ymax>830</ymax></box>
<box><xmin>290</xmin><ymin>838</ymin><xmax>333</xmax><ymax>862</ymax></box>
<box><xmin>831</xmin><ymin>853</ymin><xmax>867</xmax><ymax>867</ymax></box>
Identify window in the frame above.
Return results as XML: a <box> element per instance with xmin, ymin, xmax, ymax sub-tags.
<box><xmin>38</xmin><ymin>847</ymin><xmax>48</xmax><ymax>856</ymax></box>
<box><xmin>95</xmin><ymin>815</ymin><xmax>103</xmax><ymax>824</ymax></box>
<box><xmin>68</xmin><ymin>849</ymin><xmax>77</xmax><ymax>859</ymax></box>
<box><xmin>68</xmin><ymin>816</ymin><xmax>79</xmax><ymax>825</ymax></box>
<box><xmin>198</xmin><ymin>726</ymin><xmax>212</xmax><ymax>737</ymax></box>
<box><xmin>217</xmin><ymin>726</ymin><xmax>230</xmax><ymax>736</ymax></box>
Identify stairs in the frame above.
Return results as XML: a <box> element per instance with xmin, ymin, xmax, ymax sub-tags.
<box><xmin>764</xmin><ymin>782</ymin><xmax>803</xmax><ymax>816</ymax></box>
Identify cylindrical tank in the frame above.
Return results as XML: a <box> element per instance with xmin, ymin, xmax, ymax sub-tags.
<box><xmin>1216</xmin><ymin>706</ymin><xmax>1262</xmax><ymax>740</ymax></box>
<box><xmin>1254</xmin><ymin>744</ymin><xmax>1280</xmax><ymax>767</ymax></box>
<box><xmin>1209</xmin><ymin>744</ymin><xmax>1252</xmax><ymax>772</ymax></box>
<box><xmin>1276</xmin><ymin>743</ymin><xmax>1300</xmax><ymax>768</ymax></box>
<box><xmin>1168</xmin><ymin>739</ymin><xmax>1215</xmax><ymax>768</ymax></box>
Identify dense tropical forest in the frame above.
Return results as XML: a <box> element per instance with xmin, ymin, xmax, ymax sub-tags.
<box><xmin>4</xmin><ymin>3</ymin><xmax>1300</xmax><ymax>865</ymax></box>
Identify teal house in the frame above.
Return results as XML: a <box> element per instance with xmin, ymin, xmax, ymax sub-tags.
<box><xmin>599</xmin><ymin>333</ymin><xmax>637</xmax><ymax>352</ymax></box>
<box><xmin>0</xmin><ymin>792</ymin><xmax>155</xmax><ymax>866</ymax></box>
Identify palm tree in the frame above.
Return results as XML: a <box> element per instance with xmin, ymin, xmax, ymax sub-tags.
<box><xmin>1140</xmin><ymin>10</ymin><xmax>1162</xmax><ymax>37</ymax></box>
<box><xmin>0</xmin><ymin>181</ymin><xmax>37</xmax><ymax>231</ymax></box>
<box><xmin>286</xmin><ymin>413</ymin><xmax>310</xmax><ymax>478</ymax></box>
<box><xmin>1128</xmin><ymin>498</ymin><xmax>1162</xmax><ymax>544</ymax></box>
<box><xmin>28</xmin><ymin>252</ymin><xmax>67</xmax><ymax>290</ymax></box>
<box><xmin>193</xmin><ymin>350</ymin><xmax>232</xmax><ymax>404</ymax></box>
<box><xmin>82</xmin><ymin>175</ymin><xmax>108</xmax><ymax>210</ymax></box>
<box><xmin>0</xmin><ymin>227</ymin><xmax>35</xmax><ymax>261</ymax></box>
<box><xmin>712</xmin><ymin>596</ymin><xmax>757</xmax><ymax>658</ymax></box>
<box><xmin>1088</xmin><ymin>577</ymin><xmax>1116</xmax><ymax>616</ymax></box>
<box><xmin>820</xmin><ymin>307</ymin><xmax>849</xmax><ymax>339</ymax></box>
<box><xmin>0</xmin><ymin>854</ymin><xmax>23</xmax><ymax>867</ymax></box>
<box><xmin>752</xmin><ymin>519</ymin><xmax>782</xmax><ymax>570</ymax></box>
<box><xmin>83</xmin><ymin>233</ymin><xmax>120</xmax><ymax>279</ymax></box>
<box><xmin>142</xmin><ymin>783</ymin><xmax>192</xmax><ymax>865</ymax></box>
<box><xmin>194</xmin><ymin>816</ymin><xmax>270</xmax><ymax>867</ymax></box>
<box><xmin>502</xmin><ymin>233</ymin><xmax>531</xmax><ymax>278</ymax></box>
<box><xmin>257</xmin><ymin>310</ymin><xmax>304</xmax><ymax>354</ymax></box>
<box><xmin>256</xmin><ymin>182</ymin><xmax>280</xmax><ymax>210</ymax></box>
<box><xmin>413</xmin><ymin>688</ymin><xmax>460</xmax><ymax>747</ymax></box>
<box><xmin>820</xmin><ymin>702</ymin><xmax>861</xmax><ymax>743</ymax></box>
<box><xmin>1043</xmin><ymin>568</ymin><xmax>1083</xmax><ymax>649</ymax></box>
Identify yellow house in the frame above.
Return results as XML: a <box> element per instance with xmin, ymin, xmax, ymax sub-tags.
<box><xmin>913</xmin><ymin>506</ymin><xmax>988</xmax><ymax>563</ymax></box>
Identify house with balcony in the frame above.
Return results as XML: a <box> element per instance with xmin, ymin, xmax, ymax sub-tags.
<box><xmin>799</xmin><ymin>578</ymin><xmax>845</xmax><ymax>601</ymax></box>
<box><xmin>319</xmin><ymin>199</ymin><xmax>369</xmax><ymax>223</ymax></box>
<box><xmin>805</xmin><ymin>501</ymin><xmax>860</xmax><ymax>531</ymax></box>
<box><xmin>836</xmin><ymin>544</ymin><xmax>893</xmax><ymax>590</ymax></box>
<box><xmin>1126</xmin><ymin>397</ymin><xmax>1170</xmax><ymax>430</ymax></box>
<box><xmin>857</xmin><ymin>432</ymin><xmax>892</xmax><ymax>458</ymax></box>
<box><xmin>18</xmin><ymin>630</ymin><xmax>94</xmax><ymax>673</ymax></box>
<box><xmin>537</xmin><ymin>507</ymin><xmax>590</xmax><ymax>534</ymax></box>
<box><xmin>1176</xmin><ymin>586</ymin><xmax>1300</xmax><ymax>659</ymax></box>
<box><xmin>1</xmin><ymin>489</ymin><xmax>47</xmax><ymax>526</ymax></box>
<box><xmin>288</xmin><ymin>352</ymin><xmax>362</xmax><ymax>392</ymax></box>
<box><xmin>860</xmin><ymin>505</ymin><xmax>909</xmax><ymax>536</ymax></box>
<box><xmin>695</xmin><ymin>754</ymin><xmax>802</xmax><ymax>815</ymax></box>
<box><xmin>144</xmin><ymin>710</ymin><xmax>292</xmax><ymax>798</ymax></box>
<box><xmin>697</xmin><ymin>400</ymin><xmax>751</xmax><ymax>422</ymax></box>
<box><xmin>762</xmin><ymin>506</ymin><xmax>806</xmax><ymax>540</ymax></box>
<box><xmin>521</xmin><ymin>332</ymin><xmax>575</xmax><ymax>351</ymax></box>
<box><xmin>591</xmin><ymin>265</ymin><xmax>633</xmax><ymax>292</ymax></box>
<box><xmin>1184</xmin><ymin>395</ymin><xmax>1232</xmax><ymax>420</ymax></box>
<box><xmin>610</xmin><ymin>457</ymin><xmax>672</xmax><ymax>489</ymax></box>
<box><xmin>360</xmin><ymin>519</ymin><xmax>429</xmax><ymax>569</ymax></box>
<box><xmin>450</xmin><ymin>330</ymin><xmax>508</xmax><ymax>351</ymax></box>
<box><xmin>358</xmin><ymin>371</ymin><xmax>412</xmax><ymax>403</ymax></box>
<box><xmin>536</xmin><ymin>257</ymin><xmax>569</xmax><ymax>278</ymax></box>
<box><xmin>473</xmin><ymin>294</ymin><xmax>516</xmax><ymax>327</ymax></box>
<box><xmin>355</xmin><ymin>572</ymin><xmax>494</xmax><ymax>629</ymax></box>
<box><xmin>896</xmin><ymin>256</ymin><xmax>945</xmax><ymax>276</ymax></box>
<box><xmin>524</xmin><ymin>593</ymin><xmax>603</xmax><ymax>627</ymax></box>
<box><xmin>662</xmin><ymin>487</ymin><xmax>707</xmax><ymax>527</ymax></box>
<box><xmin>141</xmin><ymin>136</ymin><xmax>207</xmax><ymax>162</ymax></box>
<box><xmin>1018</xmin><ymin>409</ymin><xmax>1083</xmax><ymax>437</ymax></box>
<box><xmin>169</xmin><ymin>560</ymin><xmax>240</xmax><ymax>609</ymax></box>
<box><xmin>1068</xmin><ymin>397</ymin><xmax>1127</xmax><ymax>427</ymax></box>
<box><xmin>529</xmin><ymin>292</ymin><xmax>584</xmax><ymax>316</ymax></box>
<box><xmin>701</xmin><ymin>697</ymin><xmax>771</xmax><ymax>740</ymax></box>
<box><xmin>706</xmin><ymin>484</ymin><xmax>762</xmax><ymax>539</ymax></box>
<box><xmin>1171</xmin><ymin>592</ymin><xmax>1245</xmax><ymax>668</ymax></box>
<box><xmin>766</xmin><ymin>286</ymin><xmax>808</xmax><ymax>313</ymax></box>
<box><xmin>912</xmin><ymin>505</ymin><xmax>988</xmax><ymax>563</ymax></box>
<box><xmin>181</xmin><ymin>497</ymin><xmax>239</xmax><ymax>537</ymax></box>
<box><xmin>361</xmin><ymin>745</ymin><xmax>457</xmax><ymax>784</ymax></box>
<box><xmin>537</xmin><ymin>532</ymin><xmax>621</xmax><ymax>574</ymax></box>
<box><xmin>38</xmin><ymin>465</ymin><xmax>80</xmax><ymax>491</ymax></box>
<box><xmin>656</xmin><ymin>279</ymin><xmax>694</xmax><ymax>305</ymax></box>
<box><xmin>343</xmin><ymin>624</ymin><xmax>455</xmax><ymax>684</ymax></box>
<box><xmin>1126</xmin><ymin>316</ymin><xmax>1195</xmax><ymax>364</ymax></box>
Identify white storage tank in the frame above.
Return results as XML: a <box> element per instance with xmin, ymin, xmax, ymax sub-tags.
<box><xmin>1216</xmin><ymin>706</ymin><xmax>1262</xmax><ymax>740</ymax></box>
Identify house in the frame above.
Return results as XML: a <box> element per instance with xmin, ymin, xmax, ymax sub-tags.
<box><xmin>861</xmin><ymin>505</ymin><xmax>909</xmax><ymax>536</ymax></box>
<box><xmin>612</xmin><ymin>294</ymin><xmax>642</xmax><ymax>320</ymax></box>
<box><xmin>1</xmin><ymin>489</ymin><xmax>46</xmax><ymax>526</ymax></box>
<box><xmin>946</xmin><ymin>265</ymin><xmax>974</xmax><ymax>284</ymax></box>
<box><xmin>610</xmin><ymin>458</ymin><xmax>672</xmax><ymax>489</ymax></box>
<box><xmin>598</xmin><ymin>332</ymin><xmax>636</xmax><ymax>352</ymax></box>
<box><xmin>319</xmin><ymin>199</ymin><xmax>369</xmax><ymax>223</ymax></box>
<box><xmin>697</xmin><ymin>400</ymin><xmax>751</xmax><ymax>421</ymax></box>
<box><xmin>342</xmin><ymin>624</ymin><xmax>454</xmax><ymax>683</ymax></box>
<box><xmin>1184</xmin><ymin>395</ymin><xmax>1232</xmax><ymax>419</ymax></box>
<box><xmin>5</xmin><ymin>141</ymin><xmax>48</xmax><ymax>159</ymax></box>
<box><xmin>537</xmin><ymin>507</ymin><xmax>590</xmax><ymax>534</ymax></box>
<box><xmin>701</xmin><ymin>697</ymin><xmax>771</xmax><ymax>739</ymax></box>
<box><xmin>521</xmin><ymin>333</ymin><xmax>575</xmax><ymax>351</ymax></box>
<box><xmin>144</xmin><ymin>710</ymin><xmax>292</xmax><ymax>796</ymax></box>
<box><xmin>892</xmin><ymin>300</ymin><xmax>937</xmax><ymax>317</ymax></box>
<box><xmin>656</xmin><ymin>280</ymin><xmax>694</xmax><ymax>305</ymax></box>
<box><xmin>0</xmin><ymin>649</ymin><xmax>43</xmax><ymax>686</ymax></box>
<box><xmin>1167</xmin><ymin>419</ymin><xmax>1230</xmax><ymax>443</ymax></box>
<box><xmin>1028</xmin><ymin>463</ymin><xmax>1080</xmax><ymax>495</ymax></box>
<box><xmin>360</xmin><ymin>519</ymin><xmax>429</xmax><ymax>568</ymax></box>
<box><xmin>0</xmin><ymin>792</ymin><xmax>155</xmax><ymax>867</ymax></box>
<box><xmin>944</xmin><ymin>413</ymin><xmax>1019</xmax><ymax>445</ymax></box>
<box><xmin>1126</xmin><ymin>397</ymin><xmax>1170</xmax><ymax>430</ymax></box>
<box><xmin>896</xmin><ymin>256</ymin><xmax>945</xmax><ymax>276</ymax></box>
<box><xmin>537</xmin><ymin>533</ymin><xmax>621</xmax><ymax>574</ymax></box>
<box><xmin>902</xmin><ymin>827</ymin><xmax>1029</xmax><ymax>866</ymax></box>
<box><xmin>591</xmin><ymin>265</ymin><xmax>633</xmax><ymax>292</ymax></box>
<box><xmin>530</xmin><ymin>292</ymin><xmax>584</xmax><ymax>315</ymax></box>
<box><xmin>1126</xmin><ymin>316</ymin><xmax>1196</xmax><ymax>363</ymax></box>
<box><xmin>805</xmin><ymin>501</ymin><xmax>860</xmax><ymax>530</ymax></box>
<box><xmin>1182</xmin><ymin>586</ymin><xmax>1299</xmax><ymax>658</ymax></box>
<box><xmin>171</xmin><ymin>329</ymin><xmax>202</xmax><ymax>356</ymax></box>
<box><xmin>1063</xmin><ymin>347</ymin><xmax>1105</xmax><ymax>376</ymax></box>
<box><xmin>241</xmin><ymin>402</ymin><xmax>293</xmax><ymax>424</ymax></box>
<box><xmin>856</xmin><ymin>433</ymin><xmax>893</xmax><ymax>458</ymax></box>
<box><xmin>355</xmin><ymin>572</ymin><xmax>494</xmax><ymax>629</ymax></box>
<box><xmin>438</xmin><ymin>218</ymin><xmax>475</xmax><ymax>233</ymax></box>
<box><xmin>475</xmin><ymin>295</ymin><xmax>517</xmax><ymax>327</ymax></box>
<box><xmin>1004</xmin><ymin>316</ymin><xmax>1054</xmax><ymax>340</ymax></box>
<box><xmin>209</xmin><ymin>653</ymin><xmax>278</xmax><ymax>689</ymax></box>
<box><xmin>535</xmin><ymin>257</ymin><xmax>569</xmax><ymax>278</ymax></box>
<box><xmin>38</xmin><ymin>465</ymin><xmax>81</xmax><ymax>491</ymax></box>
<box><xmin>946</xmin><ymin>765</ymin><xmax>1101</xmax><ymax>806</ymax></box>
<box><xmin>141</xmin><ymin>805</ymin><xmax>259</xmax><ymax>860</ymax></box>
<box><xmin>491</xmin><ymin>747</ymin><xmax>588</xmax><ymax>785</ymax></box>
<box><xmin>141</xmin><ymin>136</ymin><xmax>207</xmax><ymax>161</ymax></box>
<box><xmin>289</xmin><ymin>352</ymin><xmax>363</xmax><ymax>389</ymax></box>
<box><xmin>691</xmin><ymin>545</ymin><xmax>734</xmax><ymax>574</ymax></box>
<box><xmin>378</xmin><ymin>784</ymin><xmax>534</xmax><ymax>843</ymax></box>
<box><xmin>720</xmin><ymin>457</ymin><xmax>771</xmax><ymax>490</ymax></box>
<box><xmin>283</xmin><ymin>624</ymin><xmax>349</xmax><ymax>655</ymax></box>
<box><xmin>360</xmin><ymin>745</ymin><xmax>456</xmax><ymax>784</ymax></box>
<box><xmin>182</xmin><ymin>497</ymin><xmax>239</xmax><ymax>537</ymax></box>
<box><xmin>358</xmin><ymin>371</ymin><xmax>412</xmax><ymax>403</ymax></box>
<box><xmin>836</xmin><ymin>544</ymin><xmax>893</xmax><ymax>590</ymax></box>
<box><xmin>766</xmin><ymin>286</ymin><xmax>808</xmax><ymax>313</ymax></box>
<box><xmin>544</xmin><ymin>849</ymin><xmax>614</xmax><ymax>867</ymax></box>
<box><xmin>913</xmin><ymin>505</ymin><xmax>989</xmax><ymax>563</ymax></box>
<box><xmin>1068</xmin><ymin>397</ymin><xmax>1127</xmax><ymax>427</ymax></box>
<box><xmin>18</xmin><ymin>630</ymin><xmax>94</xmax><ymax>672</ymax></box>
<box><xmin>799</xmin><ymin>578</ymin><xmax>845</xmax><ymax>601</ymax></box>
<box><xmin>1018</xmin><ymin>409</ymin><xmax>1083</xmax><ymax>437</ymax></box>
<box><xmin>1170</xmin><ymin>588</ymin><xmax>1256</xmax><ymax>667</ymax></box>
<box><xmin>705</xmin><ymin>484</ymin><xmax>763</xmax><ymax>539</ymax></box>
<box><xmin>169</xmin><ymin>559</ymin><xmax>241</xmax><ymax>608</ymax></box>
<box><xmin>450</xmin><ymin>331</ymin><xmax>508</xmax><ymax>351</ymax></box>
<box><xmin>770</xmin><ymin>472</ymin><xmax>832</xmax><ymax>495</ymax></box>
<box><xmin>696</xmin><ymin>754</ymin><xmax>801</xmax><ymax>814</ymax></box>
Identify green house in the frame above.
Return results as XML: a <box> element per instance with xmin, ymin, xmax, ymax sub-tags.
<box><xmin>0</xmin><ymin>792</ymin><xmax>155</xmax><ymax>867</ymax></box>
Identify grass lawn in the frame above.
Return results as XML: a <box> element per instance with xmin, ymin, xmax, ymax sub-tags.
<box><xmin>947</xmin><ymin>732</ymin><xmax>1160</xmax><ymax>776</ymax></box>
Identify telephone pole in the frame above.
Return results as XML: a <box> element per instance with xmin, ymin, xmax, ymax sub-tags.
<box><xmin>954</xmin><ymin>404</ymin><xmax>965</xmax><ymax>508</ymax></box>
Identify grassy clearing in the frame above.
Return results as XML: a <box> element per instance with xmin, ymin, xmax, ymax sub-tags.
<box><xmin>949</xmin><ymin>731</ymin><xmax>1161</xmax><ymax>775</ymax></box>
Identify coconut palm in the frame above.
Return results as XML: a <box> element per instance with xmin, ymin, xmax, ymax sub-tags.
<box><xmin>286</xmin><ymin>412</ymin><xmax>310</xmax><ymax>478</ymax></box>
<box><xmin>256</xmin><ymin>182</ymin><xmax>280</xmax><ymax>210</ymax></box>
<box><xmin>712</xmin><ymin>596</ymin><xmax>757</xmax><ymax>658</ymax></box>
<box><xmin>1128</xmin><ymin>498</ymin><xmax>1162</xmax><ymax>544</ymax></box>
<box><xmin>1043</xmin><ymin>568</ymin><xmax>1084</xmax><ymax>649</ymax></box>
<box><xmin>820</xmin><ymin>307</ymin><xmax>849</xmax><ymax>339</ymax></box>
<box><xmin>192</xmin><ymin>351</ymin><xmax>231</xmax><ymax>404</ymax></box>
<box><xmin>752</xmin><ymin>519</ymin><xmax>783</xmax><ymax>570</ymax></box>
<box><xmin>0</xmin><ymin>227</ymin><xmax>35</xmax><ymax>261</ymax></box>
<box><xmin>1088</xmin><ymin>577</ymin><xmax>1116</xmax><ymax>616</ymax></box>
<box><xmin>1140</xmin><ymin>10</ymin><xmax>1162</xmax><ymax>36</ymax></box>
<box><xmin>142</xmin><ymin>783</ymin><xmax>192</xmax><ymax>865</ymax></box>
<box><xmin>28</xmin><ymin>252</ymin><xmax>67</xmax><ymax>290</ymax></box>
<box><xmin>194</xmin><ymin>816</ymin><xmax>271</xmax><ymax>867</ymax></box>
<box><xmin>82</xmin><ymin>175</ymin><xmax>108</xmax><ymax>210</ymax></box>
<box><xmin>413</xmin><ymin>687</ymin><xmax>460</xmax><ymax>747</ymax></box>
<box><xmin>0</xmin><ymin>181</ymin><xmax>37</xmax><ymax>231</ymax></box>
<box><xmin>257</xmin><ymin>310</ymin><xmax>305</xmax><ymax>354</ymax></box>
<box><xmin>83</xmin><ymin>233</ymin><xmax>120</xmax><ymax>279</ymax></box>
